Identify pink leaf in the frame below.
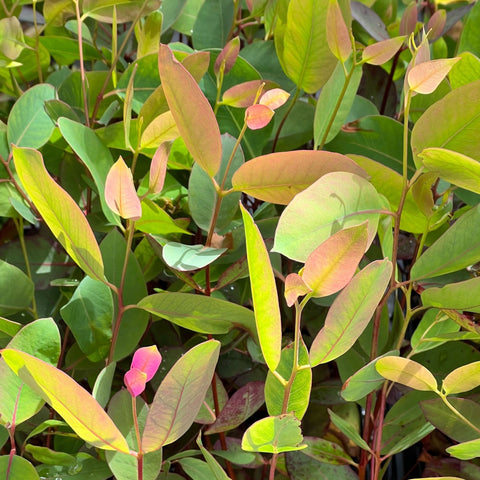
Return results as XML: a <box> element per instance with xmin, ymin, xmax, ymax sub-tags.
<box><xmin>105</xmin><ymin>156</ymin><xmax>141</xmax><ymax>220</ymax></box>
<box><xmin>245</xmin><ymin>104</ymin><xmax>274</xmax><ymax>130</ymax></box>
<box><xmin>149</xmin><ymin>142</ymin><xmax>170</xmax><ymax>194</ymax></box>
<box><xmin>326</xmin><ymin>0</ymin><xmax>352</xmax><ymax>62</ymax></box>
<box><xmin>259</xmin><ymin>88</ymin><xmax>290</xmax><ymax>110</ymax></box>
<box><xmin>214</xmin><ymin>36</ymin><xmax>240</xmax><ymax>76</ymax></box>
<box><xmin>124</xmin><ymin>368</ymin><xmax>147</xmax><ymax>397</ymax></box>
<box><xmin>362</xmin><ymin>37</ymin><xmax>405</xmax><ymax>66</ymax></box>
<box><xmin>222</xmin><ymin>80</ymin><xmax>277</xmax><ymax>108</ymax></box>
<box><xmin>407</xmin><ymin>57</ymin><xmax>460</xmax><ymax>94</ymax></box>
<box><xmin>131</xmin><ymin>345</ymin><xmax>162</xmax><ymax>381</ymax></box>
<box><xmin>284</xmin><ymin>273</ymin><xmax>312</xmax><ymax>307</ymax></box>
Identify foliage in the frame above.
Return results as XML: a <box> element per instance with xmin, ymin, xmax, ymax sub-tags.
<box><xmin>1</xmin><ymin>1</ymin><xmax>480</xmax><ymax>479</ymax></box>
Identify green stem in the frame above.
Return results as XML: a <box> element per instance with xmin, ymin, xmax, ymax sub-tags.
<box><xmin>317</xmin><ymin>62</ymin><xmax>356</xmax><ymax>150</ymax></box>
<box><xmin>272</xmin><ymin>88</ymin><xmax>299</xmax><ymax>152</ymax></box>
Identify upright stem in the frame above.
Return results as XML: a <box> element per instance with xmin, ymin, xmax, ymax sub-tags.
<box><xmin>132</xmin><ymin>396</ymin><xmax>143</xmax><ymax>480</ymax></box>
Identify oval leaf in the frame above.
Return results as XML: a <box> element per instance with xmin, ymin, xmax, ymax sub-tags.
<box><xmin>375</xmin><ymin>356</ymin><xmax>438</xmax><ymax>391</ymax></box>
<box><xmin>13</xmin><ymin>146</ymin><xmax>104</xmax><ymax>282</ymax></box>
<box><xmin>162</xmin><ymin>242</ymin><xmax>227</xmax><ymax>272</ymax></box>
<box><xmin>443</xmin><ymin>361</ymin><xmax>480</xmax><ymax>395</ymax></box>
<box><xmin>232</xmin><ymin>150</ymin><xmax>366</xmax><ymax>205</ymax></box>
<box><xmin>309</xmin><ymin>259</ymin><xmax>392</xmax><ymax>366</ymax></box>
<box><xmin>158</xmin><ymin>44</ymin><xmax>221</xmax><ymax>177</ymax></box>
<box><xmin>142</xmin><ymin>340</ymin><xmax>220</xmax><ymax>452</ymax></box>
<box><xmin>240</xmin><ymin>204</ymin><xmax>281</xmax><ymax>372</ymax></box>
<box><xmin>245</xmin><ymin>104</ymin><xmax>274</xmax><ymax>130</ymax></box>
<box><xmin>408</xmin><ymin>58</ymin><xmax>460</xmax><ymax>94</ymax></box>
<box><xmin>1</xmin><ymin>349</ymin><xmax>130</xmax><ymax>453</ymax></box>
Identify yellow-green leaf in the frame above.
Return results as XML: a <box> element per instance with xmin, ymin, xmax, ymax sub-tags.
<box><xmin>362</xmin><ymin>36</ymin><xmax>405</xmax><ymax>65</ymax></box>
<box><xmin>443</xmin><ymin>361</ymin><xmax>480</xmax><ymax>395</ymax></box>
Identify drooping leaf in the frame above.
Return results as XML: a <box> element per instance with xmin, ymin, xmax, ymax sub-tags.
<box><xmin>280</xmin><ymin>0</ymin><xmax>337</xmax><ymax>92</ymax></box>
<box><xmin>137</xmin><ymin>292</ymin><xmax>256</xmax><ymax>337</ymax></box>
<box><xmin>158</xmin><ymin>44</ymin><xmax>221</xmax><ymax>177</ymax></box>
<box><xmin>162</xmin><ymin>242</ymin><xmax>227</xmax><ymax>271</ymax></box>
<box><xmin>142</xmin><ymin>340</ymin><xmax>220</xmax><ymax>452</ymax></box>
<box><xmin>241</xmin><ymin>413</ymin><xmax>306</xmax><ymax>454</ymax></box>
<box><xmin>274</xmin><ymin>172</ymin><xmax>383</xmax><ymax>262</ymax></box>
<box><xmin>418</xmin><ymin>147</ymin><xmax>480</xmax><ymax>194</ymax></box>
<box><xmin>1</xmin><ymin>349</ymin><xmax>130</xmax><ymax>453</ymax></box>
<box><xmin>302</xmin><ymin>222</ymin><xmax>368</xmax><ymax>298</ymax></box>
<box><xmin>13</xmin><ymin>147</ymin><xmax>104</xmax><ymax>282</ymax></box>
<box><xmin>240</xmin><ymin>204</ymin><xmax>281</xmax><ymax>372</ymax></box>
<box><xmin>309</xmin><ymin>259</ymin><xmax>392</xmax><ymax>366</ymax></box>
<box><xmin>232</xmin><ymin>150</ymin><xmax>366</xmax><ymax>205</ymax></box>
<box><xmin>375</xmin><ymin>356</ymin><xmax>438</xmax><ymax>392</ymax></box>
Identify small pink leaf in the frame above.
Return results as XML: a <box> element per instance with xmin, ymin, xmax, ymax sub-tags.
<box><xmin>362</xmin><ymin>37</ymin><xmax>405</xmax><ymax>66</ymax></box>
<box><xmin>259</xmin><ymin>88</ymin><xmax>290</xmax><ymax>110</ymax></box>
<box><xmin>284</xmin><ymin>273</ymin><xmax>312</xmax><ymax>307</ymax></box>
<box><xmin>124</xmin><ymin>368</ymin><xmax>147</xmax><ymax>397</ymax></box>
<box><xmin>302</xmin><ymin>222</ymin><xmax>368</xmax><ymax>298</ymax></box>
<box><xmin>326</xmin><ymin>0</ymin><xmax>352</xmax><ymax>62</ymax></box>
<box><xmin>105</xmin><ymin>157</ymin><xmax>141</xmax><ymax>220</ymax></box>
<box><xmin>214</xmin><ymin>36</ymin><xmax>240</xmax><ymax>76</ymax></box>
<box><xmin>399</xmin><ymin>1</ymin><xmax>417</xmax><ymax>36</ymax></box>
<box><xmin>245</xmin><ymin>104</ymin><xmax>274</xmax><ymax>130</ymax></box>
<box><xmin>222</xmin><ymin>80</ymin><xmax>277</xmax><ymax>108</ymax></box>
<box><xmin>408</xmin><ymin>57</ymin><xmax>460</xmax><ymax>94</ymax></box>
<box><xmin>428</xmin><ymin>10</ymin><xmax>446</xmax><ymax>41</ymax></box>
<box><xmin>149</xmin><ymin>142</ymin><xmax>170</xmax><ymax>194</ymax></box>
<box><xmin>158</xmin><ymin>44</ymin><xmax>221</xmax><ymax>177</ymax></box>
<box><xmin>131</xmin><ymin>345</ymin><xmax>162</xmax><ymax>381</ymax></box>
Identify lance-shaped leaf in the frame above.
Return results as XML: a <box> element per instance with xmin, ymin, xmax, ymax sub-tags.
<box><xmin>309</xmin><ymin>259</ymin><xmax>392</xmax><ymax>366</ymax></box>
<box><xmin>422</xmin><ymin>277</ymin><xmax>480</xmax><ymax>313</ymax></box>
<box><xmin>362</xmin><ymin>36</ymin><xmax>406</xmax><ymax>65</ymax></box>
<box><xmin>407</xmin><ymin>58</ymin><xmax>460</xmax><ymax>94</ymax></box>
<box><xmin>142</xmin><ymin>340</ymin><xmax>220</xmax><ymax>452</ymax></box>
<box><xmin>418</xmin><ymin>147</ymin><xmax>480</xmax><ymax>195</ymax></box>
<box><xmin>105</xmin><ymin>157</ymin><xmax>142</xmax><ymax>220</ymax></box>
<box><xmin>442</xmin><ymin>361</ymin><xmax>480</xmax><ymax>395</ymax></box>
<box><xmin>240</xmin><ymin>204</ymin><xmax>281</xmax><ymax>372</ymax></box>
<box><xmin>214</xmin><ymin>36</ymin><xmax>240</xmax><ymax>76</ymax></box>
<box><xmin>148</xmin><ymin>142</ymin><xmax>170</xmax><ymax>194</ymax></box>
<box><xmin>1</xmin><ymin>349</ymin><xmax>130</xmax><ymax>453</ymax></box>
<box><xmin>13</xmin><ymin>146</ymin><xmax>104</xmax><ymax>282</ymax></box>
<box><xmin>158</xmin><ymin>44</ymin><xmax>221</xmax><ymax>177</ymax></box>
<box><xmin>232</xmin><ymin>150</ymin><xmax>366</xmax><ymax>205</ymax></box>
<box><xmin>326</xmin><ymin>0</ymin><xmax>351</xmax><ymax>62</ymax></box>
<box><xmin>302</xmin><ymin>222</ymin><xmax>368</xmax><ymax>298</ymax></box>
<box><xmin>447</xmin><ymin>438</ymin><xmax>480</xmax><ymax>460</ymax></box>
<box><xmin>428</xmin><ymin>10</ymin><xmax>447</xmax><ymax>40</ymax></box>
<box><xmin>375</xmin><ymin>356</ymin><xmax>438</xmax><ymax>392</ymax></box>
<box><xmin>328</xmin><ymin>409</ymin><xmax>372</xmax><ymax>452</ymax></box>
<box><xmin>241</xmin><ymin>413</ymin><xmax>306</xmax><ymax>454</ymax></box>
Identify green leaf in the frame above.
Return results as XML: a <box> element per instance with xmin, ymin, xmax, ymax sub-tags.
<box><xmin>7</xmin><ymin>84</ymin><xmax>55</xmax><ymax>149</ymax></box>
<box><xmin>265</xmin><ymin>342</ymin><xmax>312</xmax><ymax>420</ymax></box>
<box><xmin>0</xmin><ymin>259</ymin><xmax>33</xmax><ymax>315</ymax></box>
<box><xmin>192</xmin><ymin>0</ymin><xmax>234</xmax><ymax>49</ymax></box>
<box><xmin>0</xmin><ymin>16</ymin><xmax>25</xmax><ymax>60</ymax></box>
<box><xmin>422</xmin><ymin>277</ymin><xmax>480</xmax><ymax>313</ymax></box>
<box><xmin>1</xmin><ymin>349</ymin><xmax>130</xmax><ymax>453</ymax></box>
<box><xmin>13</xmin><ymin>147</ymin><xmax>105</xmax><ymax>282</ymax></box>
<box><xmin>341</xmin><ymin>350</ymin><xmax>399</xmax><ymax>402</ymax></box>
<box><xmin>158</xmin><ymin>44</ymin><xmax>221</xmax><ymax>177</ymax></box>
<box><xmin>309</xmin><ymin>259</ymin><xmax>392</xmax><ymax>366</ymax></box>
<box><xmin>411</xmin><ymin>204</ymin><xmax>480</xmax><ymax>280</ymax></box>
<box><xmin>375</xmin><ymin>356</ymin><xmax>438</xmax><ymax>391</ymax></box>
<box><xmin>142</xmin><ymin>340</ymin><xmax>220</xmax><ymax>452</ymax></box>
<box><xmin>137</xmin><ymin>291</ymin><xmax>256</xmax><ymax>337</ymax></box>
<box><xmin>280</xmin><ymin>0</ymin><xmax>336</xmax><ymax>92</ymax></box>
<box><xmin>240</xmin><ymin>204</ymin><xmax>281</xmax><ymax>372</ymax></box>
<box><xmin>447</xmin><ymin>439</ymin><xmax>480</xmax><ymax>460</ymax></box>
<box><xmin>302</xmin><ymin>436</ymin><xmax>354</xmax><ymax>466</ymax></box>
<box><xmin>82</xmin><ymin>0</ymin><xmax>160</xmax><ymax>23</ymax></box>
<box><xmin>58</xmin><ymin>117</ymin><xmax>120</xmax><ymax>227</ymax></box>
<box><xmin>302</xmin><ymin>222</ymin><xmax>368</xmax><ymax>298</ymax></box>
<box><xmin>232</xmin><ymin>150</ymin><xmax>366</xmax><ymax>205</ymax></box>
<box><xmin>449</xmin><ymin>52</ymin><xmax>480</xmax><ymax>89</ymax></box>
<box><xmin>196</xmin><ymin>434</ymin><xmax>230</xmax><ymax>480</ymax></box>
<box><xmin>362</xmin><ymin>36</ymin><xmax>405</xmax><ymax>65</ymax></box>
<box><xmin>274</xmin><ymin>172</ymin><xmax>383</xmax><ymax>262</ymax></box>
<box><xmin>458</xmin><ymin>0</ymin><xmax>480</xmax><ymax>58</ymax></box>
<box><xmin>411</xmin><ymin>80</ymin><xmax>480</xmax><ymax>167</ymax></box>
<box><xmin>0</xmin><ymin>318</ymin><xmax>60</xmax><ymax>426</ymax></box>
<box><xmin>189</xmin><ymin>133</ymin><xmax>243</xmax><ymax>233</ymax></box>
<box><xmin>163</xmin><ymin>243</ymin><xmax>227</xmax><ymax>272</ymax></box>
<box><xmin>0</xmin><ymin>455</ymin><xmax>40</xmax><ymax>480</ymax></box>
<box><xmin>60</xmin><ymin>277</ymin><xmax>113</xmax><ymax>362</ymax></box>
<box><xmin>328</xmin><ymin>409</ymin><xmax>372</xmax><ymax>452</ymax></box>
<box><xmin>443</xmin><ymin>361</ymin><xmax>480</xmax><ymax>395</ymax></box>
<box><xmin>314</xmin><ymin>62</ymin><xmax>363</xmax><ymax>147</ymax></box>
<box><xmin>418</xmin><ymin>147</ymin><xmax>480</xmax><ymax>194</ymax></box>
<box><xmin>241</xmin><ymin>413</ymin><xmax>306</xmax><ymax>454</ymax></box>
<box><xmin>92</xmin><ymin>362</ymin><xmax>116</xmax><ymax>408</ymax></box>
<box><xmin>136</xmin><ymin>199</ymin><xmax>191</xmax><ymax>236</ymax></box>
<box><xmin>25</xmin><ymin>445</ymin><xmax>76</xmax><ymax>466</ymax></box>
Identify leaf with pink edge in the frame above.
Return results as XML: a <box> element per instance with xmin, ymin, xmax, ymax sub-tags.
<box><xmin>245</xmin><ymin>104</ymin><xmax>274</xmax><ymax>130</ymax></box>
<box><xmin>408</xmin><ymin>58</ymin><xmax>460</xmax><ymax>94</ymax></box>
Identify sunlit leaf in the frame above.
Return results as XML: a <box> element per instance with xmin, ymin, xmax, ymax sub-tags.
<box><xmin>284</xmin><ymin>273</ymin><xmax>311</xmax><ymax>307</ymax></box>
<box><xmin>326</xmin><ymin>0</ymin><xmax>351</xmax><ymax>62</ymax></box>
<box><xmin>375</xmin><ymin>356</ymin><xmax>438</xmax><ymax>392</ymax></box>
<box><xmin>13</xmin><ymin>146</ymin><xmax>104</xmax><ymax>282</ymax></box>
<box><xmin>232</xmin><ymin>151</ymin><xmax>366</xmax><ymax>206</ymax></box>
<box><xmin>162</xmin><ymin>242</ymin><xmax>227</xmax><ymax>272</ymax></box>
<box><xmin>447</xmin><ymin>438</ymin><xmax>480</xmax><ymax>460</ymax></box>
<box><xmin>309</xmin><ymin>259</ymin><xmax>392</xmax><ymax>366</ymax></box>
<box><xmin>222</xmin><ymin>80</ymin><xmax>276</xmax><ymax>108</ymax></box>
<box><xmin>1</xmin><ymin>349</ymin><xmax>130</xmax><ymax>453</ymax></box>
<box><xmin>83</xmin><ymin>0</ymin><xmax>160</xmax><ymax>23</ymax></box>
<box><xmin>158</xmin><ymin>44</ymin><xmax>221</xmax><ymax>177</ymax></box>
<box><xmin>240</xmin><ymin>205</ymin><xmax>281</xmax><ymax>372</ymax></box>
<box><xmin>362</xmin><ymin>36</ymin><xmax>405</xmax><ymax>65</ymax></box>
<box><xmin>148</xmin><ymin>142</ymin><xmax>170</xmax><ymax>194</ymax></box>
<box><xmin>142</xmin><ymin>340</ymin><xmax>220</xmax><ymax>452</ymax></box>
<box><xmin>140</xmin><ymin>111</ymin><xmax>179</xmax><ymax>149</ymax></box>
<box><xmin>259</xmin><ymin>88</ymin><xmax>290</xmax><ymax>110</ymax></box>
<box><xmin>245</xmin><ymin>104</ymin><xmax>274</xmax><ymax>130</ymax></box>
<box><xmin>442</xmin><ymin>361</ymin><xmax>480</xmax><ymax>395</ymax></box>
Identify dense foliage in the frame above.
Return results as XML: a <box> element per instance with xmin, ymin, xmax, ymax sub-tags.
<box><xmin>2</xmin><ymin>0</ymin><xmax>480</xmax><ymax>479</ymax></box>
